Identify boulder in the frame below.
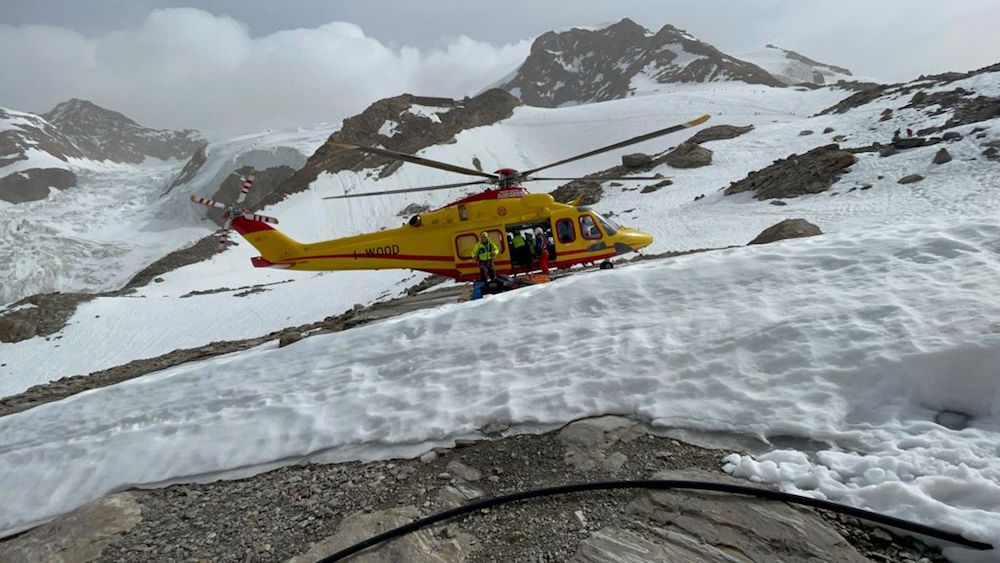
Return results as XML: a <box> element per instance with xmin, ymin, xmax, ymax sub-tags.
<box><xmin>932</xmin><ymin>148</ymin><xmax>952</xmax><ymax>164</ymax></box>
<box><xmin>663</xmin><ymin>142</ymin><xmax>712</xmax><ymax>169</ymax></box>
<box><xmin>621</xmin><ymin>153</ymin><xmax>653</xmax><ymax>168</ymax></box>
<box><xmin>799</xmin><ymin>130</ymin><xmax>814</xmax><ymax>136</ymax></box>
<box><xmin>898</xmin><ymin>174</ymin><xmax>924</xmax><ymax>184</ymax></box>
<box><xmin>823</xmin><ymin>127</ymin><xmax>835</xmax><ymax>133</ymax></box>
<box><xmin>748</xmin><ymin>218</ymin><xmax>822</xmax><ymax>245</ymax></box>
<box><xmin>878</xmin><ymin>145</ymin><xmax>898</xmax><ymax>157</ymax></box>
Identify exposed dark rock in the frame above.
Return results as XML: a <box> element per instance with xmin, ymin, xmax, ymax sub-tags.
<box><xmin>724</xmin><ymin>144</ymin><xmax>855</xmax><ymax>199</ymax></box>
<box><xmin>663</xmin><ymin>142</ymin><xmax>712</xmax><ymax>168</ymax></box>
<box><xmin>278</xmin><ymin>331</ymin><xmax>305</xmax><ymax>348</ymax></box>
<box><xmin>0</xmin><ymin>168</ymin><xmax>77</xmax><ymax>203</ymax></box>
<box><xmin>260</xmin><ymin>90</ymin><xmax>519</xmax><ymax>208</ymax></box>
<box><xmin>550</xmin><ymin>180</ymin><xmax>603</xmax><ymax>205</ymax></box>
<box><xmin>769</xmin><ymin>200</ymin><xmax>788</xmax><ymax>206</ymax></box>
<box><xmin>500</xmin><ymin>19</ymin><xmax>782</xmax><ymax>108</ymax></box>
<box><xmin>878</xmin><ymin>145</ymin><xmax>898</xmax><ymax>157</ymax></box>
<box><xmin>984</xmin><ymin>147</ymin><xmax>999</xmax><ymax>161</ymax></box>
<box><xmin>685</xmin><ymin>124</ymin><xmax>753</xmax><ymax>145</ymax></box>
<box><xmin>932</xmin><ymin>148</ymin><xmax>952</xmax><ymax>164</ymax></box>
<box><xmin>472</xmin><ymin>156</ymin><xmax>482</xmax><ymax>171</ymax></box>
<box><xmin>823</xmin><ymin>127</ymin><xmax>835</xmax><ymax>133</ymax></box>
<box><xmin>879</xmin><ymin>108</ymin><xmax>893</xmax><ymax>121</ymax></box>
<box><xmin>621</xmin><ymin>153</ymin><xmax>653</xmax><ymax>168</ymax></box>
<box><xmin>942</xmin><ymin>131</ymin><xmax>962</xmax><ymax>141</ymax></box>
<box><xmin>916</xmin><ymin>126</ymin><xmax>936</xmax><ymax>137</ymax></box>
<box><xmin>817</xmin><ymin>84</ymin><xmax>891</xmax><ymax>115</ymax></box>
<box><xmin>163</xmin><ymin>144</ymin><xmax>208</xmax><ymax>195</ymax></box>
<box><xmin>799</xmin><ymin>129</ymin><xmax>814</xmax><ymax>136</ymax></box>
<box><xmin>898</xmin><ymin>174</ymin><xmax>924</xmax><ymax>184</ymax></box>
<box><xmin>640</xmin><ymin>179</ymin><xmax>673</xmax><ymax>193</ymax></box>
<box><xmin>398</xmin><ymin>202</ymin><xmax>431</xmax><ymax>217</ymax></box>
<box><xmin>893</xmin><ymin>137</ymin><xmax>927</xmax><ymax>149</ymax></box>
<box><xmin>0</xmin><ymin>292</ymin><xmax>97</xmax><ymax>343</ymax></box>
<box><xmin>832</xmin><ymin>135</ymin><xmax>847</xmax><ymax>142</ymax></box>
<box><xmin>748</xmin><ymin>218</ymin><xmax>822</xmax><ymax>245</ymax></box>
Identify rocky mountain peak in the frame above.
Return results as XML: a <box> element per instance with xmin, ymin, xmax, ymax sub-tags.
<box><xmin>40</xmin><ymin>98</ymin><xmax>205</xmax><ymax>164</ymax></box>
<box><xmin>499</xmin><ymin>18</ymin><xmax>783</xmax><ymax>108</ymax></box>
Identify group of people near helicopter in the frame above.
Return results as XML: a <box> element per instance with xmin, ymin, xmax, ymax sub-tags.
<box><xmin>507</xmin><ymin>227</ymin><xmax>552</xmax><ymax>273</ymax></box>
<box><xmin>470</xmin><ymin>225</ymin><xmax>554</xmax><ymax>284</ymax></box>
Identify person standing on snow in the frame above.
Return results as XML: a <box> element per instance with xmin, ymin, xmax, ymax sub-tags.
<box><xmin>471</xmin><ymin>232</ymin><xmax>499</xmax><ymax>283</ymax></box>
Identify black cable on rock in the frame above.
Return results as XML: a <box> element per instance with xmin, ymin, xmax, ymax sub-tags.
<box><xmin>317</xmin><ymin>479</ymin><xmax>993</xmax><ymax>562</ymax></box>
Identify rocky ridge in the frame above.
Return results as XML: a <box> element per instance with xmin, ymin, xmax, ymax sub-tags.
<box><xmin>499</xmin><ymin>18</ymin><xmax>783</xmax><ymax>108</ymax></box>
<box><xmin>41</xmin><ymin>99</ymin><xmax>205</xmax><ymax>164</ymax></box>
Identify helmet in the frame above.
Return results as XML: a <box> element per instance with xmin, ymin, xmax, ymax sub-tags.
<box><xmin>480</xmin><ymin>232</ymin><xmax>489</xmax><ymax>240</ymax></box>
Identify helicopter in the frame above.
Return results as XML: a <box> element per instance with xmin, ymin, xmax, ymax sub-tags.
<box><xmin>217</xmin><ymin>114</ymin><xmax>710</xmax><ymax>282</ymax></box>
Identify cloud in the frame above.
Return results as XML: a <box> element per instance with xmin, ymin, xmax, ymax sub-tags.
<box><xmin>0</xmin><ymin>8</ymin><xmax>530</xmax><ymax>136</ymax></box>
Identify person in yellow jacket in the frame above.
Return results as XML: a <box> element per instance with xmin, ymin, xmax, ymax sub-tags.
<box><xmin>470</xmin><ymin>232</ymin><xmax>500</xmax><ymax>283</ymax></box>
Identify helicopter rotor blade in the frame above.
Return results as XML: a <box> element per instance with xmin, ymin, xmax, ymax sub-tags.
<box><xmin>326</xmin><ymin>140</ymin><xmax>497</xmax><ymax>180</ymax></box>
<box><xmin>519</xmin><ymin>114</ymin><xmax>709</xmax><ymax>177</ymax></box>
<box><xmin>523</xmin><ymin>176</ymin><xmax>666</xmax><ymax>181</ymax></box>
<box><xmin>323</xmin><ymin>180</ymin><xmax>488</xmax><ymax>200</ymax></box>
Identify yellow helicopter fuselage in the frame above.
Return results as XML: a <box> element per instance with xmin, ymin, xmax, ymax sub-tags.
<box><xmin>232</xmin><ymin>190</ymin><xmax>652</xmax><ymax>280</ymax></box>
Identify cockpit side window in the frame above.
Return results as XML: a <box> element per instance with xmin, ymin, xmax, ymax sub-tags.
<box><xmin>579</xmin><ymin>214</ymin><xmax>602</xmax><ymax>240</ymax></box>
<box><xmin>594</xmin><ymin>213</ymin><xmax>619</xmax><ymax>236</ymax></box>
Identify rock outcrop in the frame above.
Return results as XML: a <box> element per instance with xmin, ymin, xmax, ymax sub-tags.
<box><xmin>724</xmin><ymin>144</ymin><xmax>856</xmax><ymax>199</ymax></box>
<box><xmin>686</xmin><ymin>124</ymin><xmax>753</xmax><ymax>145</ymax></box>
<box><xmin>258</xmin><ymin>89</ymin><xmax>520</xmax><ymax>208</ymax></box>
<box><xmin>663</xmin><ymin>142</ymin><xmax>713</xmax><ymax>168</ymax></box>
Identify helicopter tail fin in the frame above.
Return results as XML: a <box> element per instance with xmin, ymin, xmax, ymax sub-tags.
<box><xmin>230</xmin><ymin>216</ymin><xmax>305</xmax><ymax>267</ymax></box>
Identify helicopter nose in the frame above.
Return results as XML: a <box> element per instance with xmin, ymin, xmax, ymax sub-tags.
<box><xmin>624</xmin><ymin>229</ymin><xmax>653</xmax><ymax>251</ymax></box>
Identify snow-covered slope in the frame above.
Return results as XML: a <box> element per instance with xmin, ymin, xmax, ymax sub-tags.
<box><xmin>2</xmin><ymin>63</ymin><xmax>999</xmax><ymax>560</ymax></box>
<box><xmin>737</xmin><ymin>44</ymin><xmax>857</xmax><ymax>86</ymax></box>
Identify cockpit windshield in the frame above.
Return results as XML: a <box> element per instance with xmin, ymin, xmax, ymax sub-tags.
<box><xmin>593</xmin><ymin>213</ymin><xmax>620</xmax><ymax>236</ymax></box>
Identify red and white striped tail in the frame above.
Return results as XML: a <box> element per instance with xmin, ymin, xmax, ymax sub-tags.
<box><xmin>190</xmin><ymin>195</ymin><xmax>225</xmax><ymax>209</ymax></box>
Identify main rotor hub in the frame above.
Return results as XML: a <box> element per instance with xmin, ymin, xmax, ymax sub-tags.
<box><xmin>494</xmin><ymin>168</ymin><xmax>521</xmax><ymax>188</ymax></box>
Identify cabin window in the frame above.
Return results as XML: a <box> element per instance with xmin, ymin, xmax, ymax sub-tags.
<box><xmin>455</xmin><ymin>230</ymin><xmax>504</xmax><ymax>259</ymax></box>
<box><xmin>458</xmin><ymin>205</ymin><xmax>468</xmax><ymax>221</ymax></box>
<box><xmin>579</xmin><ymin>215</ymin><xmax>602</xmax><ymax>240</ymax></box>
<box><xmin>556</xmin><ymin>218</ymin><xmax>576</xmax><ymax>244</ymax></box>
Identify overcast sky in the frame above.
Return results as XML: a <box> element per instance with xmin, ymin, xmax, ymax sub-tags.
<box><xmin>2</xmin><ymin>0</ymin><xmax>998</xmax><ymax>136</ymax></box>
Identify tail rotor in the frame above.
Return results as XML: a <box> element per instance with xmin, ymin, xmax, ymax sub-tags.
<box><xmin>190</xmin><ymin>171</ymin><xmax>280</xmax><ymax>252</ymax></box>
